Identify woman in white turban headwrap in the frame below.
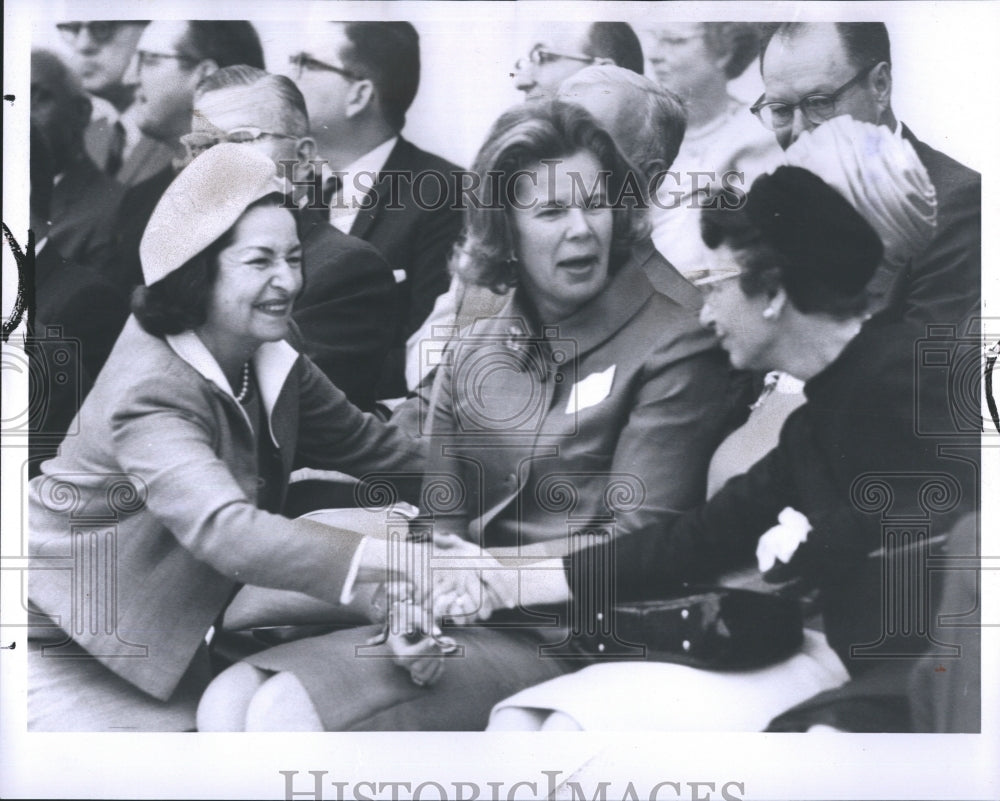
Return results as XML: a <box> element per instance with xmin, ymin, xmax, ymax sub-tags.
<box><xmin>705</xmin><ymin>114</ymin><xmax>937</xmax><ymax>498</ymax></box>
<box><xmin>484</xmin><ymin>119</ymin><xmax>942</xmax><ymax>734</ymax></box>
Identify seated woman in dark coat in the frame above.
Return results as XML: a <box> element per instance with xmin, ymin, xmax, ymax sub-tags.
<box><xmin>198</xmin><ymin>100</ymin><xmax>735</xmax><ymax>731</ymax></box>
<box><xmin>487</xmin><ymin>165</ymin><xmax>977</xmax><ymax>731</ymax></box>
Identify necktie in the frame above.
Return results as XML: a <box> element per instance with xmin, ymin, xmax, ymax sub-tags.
<box><xmin>105</xmin><ymin>120</ymin><xmax>126</xmax><ymax>177</ymax></box>
<box><xmin>322</xmin><ymin>174</ymin><xmax>342</xmax><ymax>207</ymax></box>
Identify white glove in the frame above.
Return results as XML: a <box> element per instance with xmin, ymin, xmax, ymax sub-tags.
<box><xmin>756</xmin><ymin>507</ymin><xmax>812</xmax><ymax>573</ymax></box>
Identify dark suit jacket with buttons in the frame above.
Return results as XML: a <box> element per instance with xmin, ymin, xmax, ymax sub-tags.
<box><xmin>418</xmin><ymin>260</ymin><xmax>734</xmax><ymax>550</ymax></box>
<box><xmin>871</xmin><ymin>127</ymin><xmax>981</xmax><ymax>327</ymax></box>
<box><xmin>294</xmin><ymin>208</ymin><xmax>396</xmax><ymax>411</ymax></box>
<box><xmin>108</xmin><ymin>163</ymin><xmax>175</xmax><ymax>291</ymax></box>
<box><xmin>348</xmin><ymin>137</ymin><xmax>464</xmax><ymax>397</ymax></box>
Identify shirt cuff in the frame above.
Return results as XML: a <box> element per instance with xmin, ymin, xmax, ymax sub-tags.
<box><xmin>339</xmin><ymin>537</ymin><xmax>372</xmax><ymax>605</ymax></box>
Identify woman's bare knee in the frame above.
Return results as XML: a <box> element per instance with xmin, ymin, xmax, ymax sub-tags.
<box><xmin>486</xmin><ymin>707</ymin><xmax>549</xmax><ymax>731</ymax></box>
<box><xmin>197</xmin><ymin>663</ymin><xmax>270</xmax><ymax>731</ymax></box>
<box><xmin>245</xmin><ymin>671</ymin><xmax>324</xmax><ymax>731</ymax></box>
<box><xmin>540</xmin><ymin>711</ymin><xmax>583</xmax><ymax>731</ymax></box>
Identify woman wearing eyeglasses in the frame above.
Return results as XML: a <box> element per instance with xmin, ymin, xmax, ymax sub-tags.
<box><xmin>486</xmin><ymin>164</ymin><xmax>973</xmax><ymax>732</ymax></box>
<box><xmin>645</xmin><ymin>22</ymin><xmax>781</xmax><ymax>281</ymax></box>
<box><xmin>26</xmin><ymin>145</ymin><xmax>427</xmax><ymax>731</ymax></box>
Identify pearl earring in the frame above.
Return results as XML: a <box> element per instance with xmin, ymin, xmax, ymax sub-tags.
<box><xmin>762</xmin><ymin>306</ymin><xmax>778</xmax><ymax>320</ymax></box>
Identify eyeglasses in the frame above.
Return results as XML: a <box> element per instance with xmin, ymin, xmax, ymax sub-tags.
<box><xmin>693</xmin><ymin>266</ymin><xmax>743</xmax><ymax>292</ymax></box>
<box><xmin>288</xmin><ymin>53</ymin><xmax>362</xmax><ymax>82</ymax></box>
<box><xmin>526</xmin><ymin>44</ymin><xmax>597</xmax><ymax>67</ymax></box>
<box><xmin>180</xmin><ymin>128</ymin><xmax>299</xmax><ymax>158</ymax></box>
<box><xmin>57</xmin><ymin>21</ymin><xmax>120</xmax><ymax>44</ymax></box>
<box><xmin>750</xmin><ymin>64</ymin><xmax>878</xmax><ymax>131</ymax></box>
<box><xmin>136</xmin><ymin>49</ymin><xmax>196</xmax><ymax>74</ymax></box>
<box><xmin>654</xmin><ymin>32</ymin><xmax>705</xmax><ymax>48</ymax></box>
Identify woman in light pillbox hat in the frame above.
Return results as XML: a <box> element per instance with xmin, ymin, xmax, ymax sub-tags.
<box><xmin>26</xmin><ymin>143</ymin><xmax>429</xmax><ymax>731</ymax></box>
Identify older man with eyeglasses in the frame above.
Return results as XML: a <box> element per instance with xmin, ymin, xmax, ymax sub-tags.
<box><xmin>755</xmin><ymin>22</ymin><xmax>980</xmax><ymax>327</ymax></box>
<box><xmin>185</xmin><ymin>65</ymin><xmax>396</xmax><ymax>415</ymax></box>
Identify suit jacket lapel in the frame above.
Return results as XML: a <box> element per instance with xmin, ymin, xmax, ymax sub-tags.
<box><xmin>348</xmin><ymin>137</ymin><xmax>409</xmax><ymax>241</ymax></box>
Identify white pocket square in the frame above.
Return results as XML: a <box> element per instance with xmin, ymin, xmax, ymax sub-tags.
<box><xmin>566</xmin><ymin>364</ymin><xmax>616</xmax><ymax>413</ymax></box>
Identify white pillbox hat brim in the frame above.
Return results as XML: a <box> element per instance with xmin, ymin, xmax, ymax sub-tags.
<box><xmin>139</xmin><ymin>144</ymin><xmax>284</xmax><ymax>285</ymax></box>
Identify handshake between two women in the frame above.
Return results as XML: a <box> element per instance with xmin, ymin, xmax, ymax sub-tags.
<box><xmin>358</xmin><ymin>531</ymin><xmax>571</xmax><ymax>689</ymax></box>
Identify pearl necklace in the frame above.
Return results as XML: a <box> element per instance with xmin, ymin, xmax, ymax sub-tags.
<box><xmin>235</xmin><ymin>362</ymin><xmax>251</xmax><ymax>403</ymax></box>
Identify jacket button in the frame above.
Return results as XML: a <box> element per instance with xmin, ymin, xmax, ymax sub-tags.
<box><xmin>682</xmin><ymin>640</ymin><xmax>691</xmax><ymax>651</ymax></box>
<box><xmin>596</xmin><ymin>612</ymin><xmax>603</xmax><ymax>622</ymax></box>
<box><xmin>681</xmin><ymin>608</ymin><xmax>689</xmax><ymax>620</ymax></box>
<box><xmin>597</xmin><ymin>643</ymin><xmax>605</xmax><ymax>652</ymax></box>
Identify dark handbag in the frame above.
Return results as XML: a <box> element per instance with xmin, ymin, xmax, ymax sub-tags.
<box><xmin>577</xmin><ymin>585</ymin><xmax>804</xmax><ymax>671</ymax></box>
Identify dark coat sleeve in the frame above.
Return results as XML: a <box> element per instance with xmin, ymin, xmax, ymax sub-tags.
<box><xmin>896</xmin><ymin>142</ymin><xmax>981</xmax><ymax>327</ymax></box>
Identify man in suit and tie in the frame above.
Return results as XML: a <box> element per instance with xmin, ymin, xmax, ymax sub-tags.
<box><xmin>190</xmin><ymin>65</ymin><xmax>396</xmax><ymax>412</ymax></box>
<box><xmin>289</xmin><ymin>21</ymin><xmax>464</xmax><ymax>398</ymax></box>
<box><xmin>109</xmin><ymin>21</ymin><xmax>265</xmax><ymax>292</ymax></box>
<box><xmin>56</xmin><ymin>19</ymin><xmax>174</xmax><ymax>187</ymax></box>
<box><xmin>756</xmin><ymin>22</ymin><xmax>981</xmax><ymax>327</ymax></box>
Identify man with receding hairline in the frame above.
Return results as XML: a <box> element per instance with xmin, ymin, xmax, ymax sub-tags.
<box><xmin>757</xmin><ymin>22</ymin><xmax>980</xmax><ymax>326</ymax></box>
<box><xmin>513</xmin><ymin>21</ymin><xmax>644</xmax><ymax>101</ymax></box>
<box><xmin>190</xmin><ymin>65</ymin><xmax>395</xmax><ymax>412</ymax></box>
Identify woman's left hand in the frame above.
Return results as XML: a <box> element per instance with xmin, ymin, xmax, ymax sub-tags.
<box><xmin>367</xmin><ymin>598</ymin><xmax>458</xmax><ymax>687</ymax></box>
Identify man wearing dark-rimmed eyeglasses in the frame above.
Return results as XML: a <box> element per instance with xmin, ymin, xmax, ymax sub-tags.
<box><xmin>755</xmin><ymin>22</ymin><xmax>979</xmax><ymax>328</ymax></box>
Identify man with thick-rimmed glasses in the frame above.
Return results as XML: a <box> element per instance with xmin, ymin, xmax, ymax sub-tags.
<box><xmin>756</xmin><ymin>22</ymin><xmax>980</xmax><ymax>327</ymax></box>
<box><xmin>287</xmin><ymin>22</ymin><xmax>463</xmax><ymax>400</ymax></box>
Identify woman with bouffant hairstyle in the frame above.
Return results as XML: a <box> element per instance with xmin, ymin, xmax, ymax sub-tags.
<box><xmin>200</xmin><ymin>100</ymin><xmax>733</xmax><ymax>731</ymax></box>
